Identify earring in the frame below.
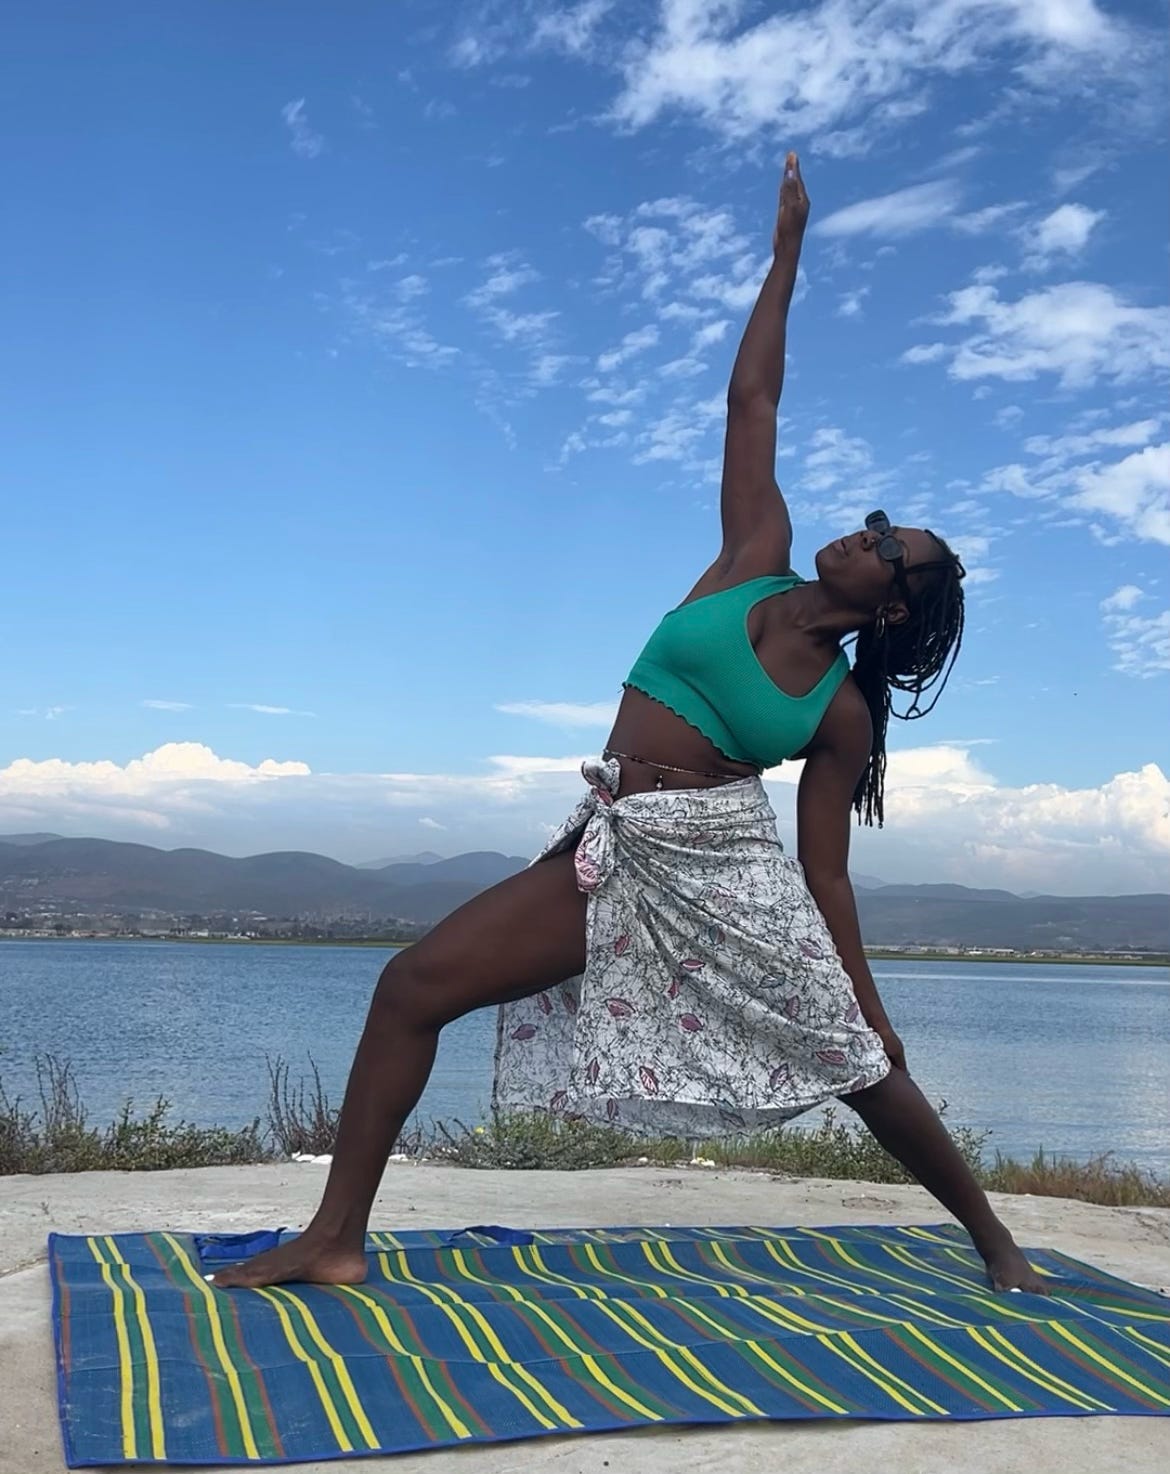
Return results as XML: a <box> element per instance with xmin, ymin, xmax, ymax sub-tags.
<box><xmin>875</xmin><ymin>610</ymin><xmax>888</xmax><ymax>639</ymax></box>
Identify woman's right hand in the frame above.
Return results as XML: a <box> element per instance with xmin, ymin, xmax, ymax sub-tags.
<box><xmin>773</xmin><ymin>151</ymin><xmax>810</xmax><ymax>257</ymax></box>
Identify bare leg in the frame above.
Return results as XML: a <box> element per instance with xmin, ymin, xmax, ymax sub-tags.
<box><xmin>213</xmin><ymin>849</ymin><xmax>587</xmax><ymax>1288</ymax></box>
<box><xmin>842</xmin><ymin>1069</ymin><xmax>1048</xmax><ymax>1293</ymax></box>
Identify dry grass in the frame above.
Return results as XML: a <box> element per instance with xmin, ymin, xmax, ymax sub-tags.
<box><xmin>2</xmin><ymin>1054</ymin><xmax>1167</xmax><ymax>1209</ymax></box>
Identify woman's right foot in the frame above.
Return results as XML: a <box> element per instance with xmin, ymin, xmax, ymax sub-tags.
<box><xmin>211</xmin><ymin>1233</ymin><xmax>368</xmax><ymax>1289</ymax></box>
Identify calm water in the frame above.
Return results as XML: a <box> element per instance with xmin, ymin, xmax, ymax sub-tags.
<box><xmin>1</xmin><ymin>940</ymin><xmax>1167</xmax><ymax>1171</ymax></box>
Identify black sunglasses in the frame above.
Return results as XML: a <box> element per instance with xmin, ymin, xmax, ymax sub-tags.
<box><xmin>865</xmin><ymin>510</ymin><xmax>966</xmax><ymax>604</ymax></box>
<box><xmin>865</xmin><ymin>510</ymin><xmax>913</xmax><ymax>603</ymax></box>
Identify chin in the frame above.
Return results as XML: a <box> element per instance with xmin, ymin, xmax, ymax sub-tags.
<box><xmin>813</xmin><ymin>545</ymin><xmax>831</xmax><ymax>580</ymax></box>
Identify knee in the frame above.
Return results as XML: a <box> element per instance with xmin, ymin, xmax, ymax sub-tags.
<box><xmin>371</xmin><ymin>951</ymin><xmax>449</xmax><ymax>1033</ymax></box>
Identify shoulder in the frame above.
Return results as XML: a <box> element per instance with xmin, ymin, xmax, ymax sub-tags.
<box><xmin>679</xmin><ymin>550</ymin><xmax>796</xmax><ymax>607</ymax></box>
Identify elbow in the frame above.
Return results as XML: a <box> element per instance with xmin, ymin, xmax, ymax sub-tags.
<box><xmin>800</xmin><ymin>865</ymin><xmax>851</xmax><ymax>899</ymax></box>
<box><xmin>726</xmin><ymin>384</ymin><xmax>777</xmax><ymax>416</ymax></box>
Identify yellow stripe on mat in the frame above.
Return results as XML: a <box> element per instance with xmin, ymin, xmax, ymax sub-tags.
<box><xmin>160</xmin><ymin>1235</ymin><xmax>261</xmax><ymax>1460</ymax></box>
<box><xmin>87</xmin><ymin>1238</ymin><xmax>137</xmax><ymax>1460</ymax></box>
<box><xmin>102</xmin><ymin>1237</ymin><xmax>166</xmax><ymax>1459</ymax></box>
<box><xmin>253</xmin><ymin>1289</ymin><xmax>356</xmax><ymax>1453</ymax></box>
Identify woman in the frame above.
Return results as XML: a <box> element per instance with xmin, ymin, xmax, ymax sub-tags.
<box><xmin>216</xmin><ymin>154</ymin><xmax>1045</xmax><ymax>1295</ymax></box>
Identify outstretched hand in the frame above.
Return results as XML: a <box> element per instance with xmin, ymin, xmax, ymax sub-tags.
<box><xmin>773</xmin><ymin>151</ymin><xmax>810</xmax><ymax>257</ymax></box>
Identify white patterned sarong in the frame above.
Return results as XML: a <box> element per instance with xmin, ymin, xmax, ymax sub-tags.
<box><xmin>493</xmin><ymin>757</ymin><xmax>890</xmax><ymax>1137</ymax></box>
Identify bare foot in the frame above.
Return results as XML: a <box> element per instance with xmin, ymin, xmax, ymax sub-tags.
<box><xmin>983</xmin><ymin>1239</ymin><xmax>1050</xmax><ymax>1295</ymax></box>
<box><xmin>211</xmin><ymin>1234</ymin><xmax>368</xmax><ymax>1289</ymax></box>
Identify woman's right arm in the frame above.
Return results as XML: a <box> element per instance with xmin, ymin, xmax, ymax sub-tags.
<box><xmin>717</xmin><ymin>154</ymin><xmax>809</xmax><ymax>578</ymax></box>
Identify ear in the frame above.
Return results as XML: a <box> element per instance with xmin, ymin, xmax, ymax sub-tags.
<box><xmin>880</xmin><ymin>599</ymin><xmax>910</xmax><ymax>628</ymax></box>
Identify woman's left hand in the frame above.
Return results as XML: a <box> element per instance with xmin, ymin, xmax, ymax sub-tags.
<box><xmin>877</xmin><ymin>1023</ymin><xmax>907</xmax><ymax>1071</ymax></box>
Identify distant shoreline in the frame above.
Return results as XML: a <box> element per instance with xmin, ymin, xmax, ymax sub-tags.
<box><xmin>3</xmin><ymin>935</ymin><xmax>1167</xmax><ymax>967</ymax></box>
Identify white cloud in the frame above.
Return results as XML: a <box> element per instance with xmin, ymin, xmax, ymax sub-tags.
<box><xmin>142</xmin><ymin>700</ymin><xmax>193</xmax><ymax>712</ymax></box>
<box><xmin>531</xmin><ymin>353</ymin><xmax>574</xmax><ymax>386</ymax></box>
<box><xmin>229</xmin><ymin>704</ymin><xmax>316</xmax><ymax>717</ymax></box>
<box><xmin>816</xmin><ymin>180</ymin><xmax>963</xmax><ymax>239</ymax></box>
<box><xmin>418</xmin><ymin>816</ymin><xmax>446</xmax><ymax>831</ymax></box>
<box><xmin>281</xmin><ymin>99</ymin><xmax>324</xmax><ymax>159</ymax></box>
<box><xmin>340</xmin><ymin>278</ymin><xmax>460</xmax><ymax>369</ymax></box>
<box><xmin>0</xmin><ymin>743</ymin><xmax>311</xmax><ymax>832</ymax></box>
<box><xmin>1070</xmin><ymin>444</ymin><xmax>1170</xmax><ymax>545</ymax></box>
<box><xmin>1</xmin><ymin>740</ymin><xmax>1163</xmax><ymax>893</ymax></box>
<box><xmin>1020</xmin><ymin>202</ymin><xmax>1104</xmax><ymax>270</ymax></box>
<box><xmin>1099</xmin><ymin>587</ymin><xmax>1170</xmax><ymax>678</ymax></box>
<box><xmin>901</xmin><ymin>342</ymin><xmax>948</xmax><ymax>364</ymax></box>
<box><xmin>907</xmin><ymin>280</ymin><xmax>1170</xmax><ymax>389</ymax></box>
<box><xmin>691</xmin><ymin>319</ymin><xmax>731</xmax><ymax>351</ymax></box>
<box><xmin>464</xmin><ymin>257</ymin><xmax>539</xmax><ymax>309</ymax></box>
<box><xmin>836</xmin><ymin>287</ymin><xmax>870</xmax><ymax>319</ymax></box>
<box><xmin>533</xmin><ymin>0</ymin><xmax>614</xmax><ymax>55</ymax></box>
<box><xmin>1101</xmin><ymin>584</ymin><xmax>1143</xmax><ymax>614</ymax></box>
<box><xmin>978</xmin><ymin>418</ymin><xmax>1170</xmax><ymax>545</ymax></box>
<box><xmin>597</xmin><ymin>324</ymin><xmax>659</xmax><ymax>372</ymax></box>
<box><xmin>463</xmin><ymin>254</ymin><xmax>558</xmax><ymax>349</ymax></box>
<box><xmin>607</xmin><ymin>0</ymin><xmax>1125</xmax><ymax>143</ymax></box>
<box><xmin>496</xmin><ymin>699</ymin><xmax>617</xmax><ymax>728</ymax></box>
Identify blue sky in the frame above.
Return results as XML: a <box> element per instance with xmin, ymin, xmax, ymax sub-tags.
<box><xmin>1</xmin><ymin>0</ymin><xmax>1167</xmax><ymax>893</ymax></box>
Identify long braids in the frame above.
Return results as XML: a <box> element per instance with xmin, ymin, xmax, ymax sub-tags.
<box><xmin>851</xmin><ymin>531</ymin><xmax>966</xmax><ymax>827</ymax></box>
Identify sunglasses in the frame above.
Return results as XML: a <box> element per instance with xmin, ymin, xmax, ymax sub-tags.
<box><xmin>865</xmin><ymin>510</ymin><xmax>912</xmax><ymax>603</ymax></box>
<box><xmin>864</xmin><ymin>510</ymin><xmax>967</xmax><ymax>606</ymax></box>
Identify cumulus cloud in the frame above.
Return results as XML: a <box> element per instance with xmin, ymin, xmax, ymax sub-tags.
<box><xmin>281</xmin><ymin>99</ymin><xmax>324</xmax><ymax>159</ymax></box>
<box><xmin>978</xmin><ymin>418</ymin><xmax>1170</xmax><ymax>546</ymax></box>
<box><xmin>905</xmin><ymin>280</ymin><xmax>1170</xmax><ymax>389</ymax></box>
<box><xmin>0</xmin><ymin>740</ymin><xmax>1163</xmax><ymax>893</ymax></box>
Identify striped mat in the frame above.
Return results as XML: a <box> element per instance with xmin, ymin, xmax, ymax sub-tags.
<box><xmin>50</xmin><ymin>1222</ymin><xmax>1170</xmax><ymax>1466</ymax></box>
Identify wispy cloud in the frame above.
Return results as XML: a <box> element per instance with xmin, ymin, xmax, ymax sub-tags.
<box><xmin>496</xmin><ymin>699</ymin><xmax>617</xmax><ymax>728</ymax></box>
<box><xmin>1100</xmin><ymin>585</ymin><xmax>1170</xmax><ymax>677</ymax></box>
<box><xmin>16</xmin><ymin>705</ymin><xmax>71</xmax><ymax>720</ymax></box>
<box><xmin>597</xmin><ymin>324</ymin><xmax>658</xmax><ymax>372</ymax></box>
<box><xmin>229</xmin><ymin>703</ymin><xmax>317</xmax><ymax>718</ymax></box>
<box><xmin>142</xmin><ymin>700</ymin><xmax>193</xmax><ymax>712</ymax></box>
<box><xmin>815</xmin><ymin>180</ymin><xmax>963</xmax><ymax>239</ymax></box>
<box><xmin>463</xmin><ymin>252</ymin><xmax>559</xmax><ymax>347</ymax></box>
<box><xmin>281</xmin><ymin>98</ymin><xmax>324</xmax><ymax>160</ymax></box>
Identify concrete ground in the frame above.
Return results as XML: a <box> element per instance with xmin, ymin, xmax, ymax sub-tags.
<box><xmin>2</xmin><ymin>1161</ymin><xmax>1169</xmax><ymax>1474</ymax></box>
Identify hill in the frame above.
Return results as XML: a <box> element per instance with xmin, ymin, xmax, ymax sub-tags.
<box><xmin>0</xmin><ymin>836</ymin><xmax>1165</xmax><ymax>951</ymax></box>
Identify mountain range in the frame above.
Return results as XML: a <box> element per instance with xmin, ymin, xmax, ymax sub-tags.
<box><xmin>0</xmin><ymin>834</ymin><xmax>1166</xmax><ymax>951</ymax></box>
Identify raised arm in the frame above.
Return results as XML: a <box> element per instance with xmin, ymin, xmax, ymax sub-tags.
<box><xmin>718</xmin><ymin>153</ymin><xmax>809</xmax><ymax>576</ymax></box>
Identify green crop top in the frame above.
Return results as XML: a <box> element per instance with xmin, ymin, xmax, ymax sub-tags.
<box><xmin>624</xmin><ymin>574</ymin><xmax>849</xmax><ymax>769</ymax></box>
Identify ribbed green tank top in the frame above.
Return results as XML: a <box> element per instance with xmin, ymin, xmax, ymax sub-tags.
<box><xmin>624</xmin><ymin>574</ymin><xmax>849</xmax><ymax>769</ymax></box>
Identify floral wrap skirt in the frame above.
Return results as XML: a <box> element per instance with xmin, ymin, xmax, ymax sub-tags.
<box><xmin>492</xmin><ymin>757</ymin><xmax>890</xmax><ymax>1138</ymax></box>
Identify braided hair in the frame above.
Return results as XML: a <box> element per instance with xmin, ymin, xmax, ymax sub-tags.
<box><xmin>850</xmin><ymin>531</ymin><xmax>966</xmax><ymax>827</ymax></box>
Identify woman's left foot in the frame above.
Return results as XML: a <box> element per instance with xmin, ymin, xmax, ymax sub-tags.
<box><xmin>982</xmin><ymin>1237</ymin><xmax>1049</xmax><ymax>1294</ymax></box>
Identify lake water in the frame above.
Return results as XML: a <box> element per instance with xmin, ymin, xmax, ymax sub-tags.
<box><xmin>1</xmin><ymin>940</ymin><xmax>1167</xmax><ymax>1172</ymax></box>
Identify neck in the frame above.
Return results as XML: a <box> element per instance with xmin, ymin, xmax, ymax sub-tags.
<box><xmin>783</xmin><ymin>579</ymin><xmax>872</xmax><ymax>643</ymax></box>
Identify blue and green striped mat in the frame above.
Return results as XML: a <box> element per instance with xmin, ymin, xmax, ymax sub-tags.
<box><xmin>50</xmin><ymin>1222</ymin><xmax>1170</xmax><ymax>1466</ymax></box>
